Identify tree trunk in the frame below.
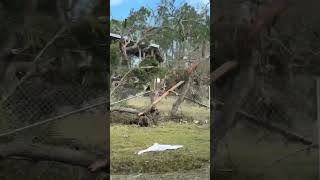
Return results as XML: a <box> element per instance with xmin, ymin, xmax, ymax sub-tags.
<box><xmin>0</xmin><ymin>142</ymin><xmax>107</xmax><ymax>172</ymax></box>
<box><xmin>119</xmin><ymin>42</ymin><xmax>128</xmax><ymax>67</ymax></box>
<box><xmin>201</xmin><ymin>41</ymin><xmax>206</xmax><ymax>58</ymax></box>
<box><xmin>211</xmin><ymin>0</ymin><xmax>289</xmax><ymax>176</ymax></box>
<box><xmin>171</xmin><ymin>76</ymin><xmax>192</xmax><ymax>116</ymax></box>
<box><xmin>171</xmin><ymin>42</ymin><xmax>174</xmax><ymax>64</ymax></box>
<box><xmin>111</xmin><ymin>107</ymin><xmax>140</xmax><ymax>114</ymax></box>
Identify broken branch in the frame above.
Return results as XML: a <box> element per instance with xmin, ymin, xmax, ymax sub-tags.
<box><xmin>139</xmin><ymin>81</ymin><xmax>184</xmax><ymax>116</ymax></box>
<box><xmin>263</xmin><ymin>144</ymin><xmax>318</xmax><ymax>168</ymax></box>
<box><xmin>0</xmin><ymin>142</ymin><xmax>107</xmax><ymax>172</ymax></box>
<box><xmin>2</xmin><ymin>26</ymin><xmax>67</xmax><ymax>102</ymax></box>
<box><xmin>111</xmin><ymin>107</ymin><xmax>140</xmax><ymax>114</ymax></box>
<box><xmin>211</xmin><ymin>61</ymin><xmax>238</xmax><ymax>82</ymax></box>
<box><xmin>110</xmin><ymin>68</ymin><xmax>134</xmax><ymax>95</ymax></box>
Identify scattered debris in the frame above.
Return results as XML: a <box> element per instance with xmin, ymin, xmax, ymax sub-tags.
<box><xmin>180</xmin><ymin>120</ymin><xmax>188</xmax><ymax>124</ymax></box>
<box><xmin>137</xmin><ymin>143</ymin><xmax>183</xmax><ymax>155</ymax></box>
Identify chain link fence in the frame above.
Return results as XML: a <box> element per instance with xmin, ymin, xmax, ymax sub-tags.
<box><xmin>2</xmin><ymin>78</ymin><xmax>104</xmax><ymax>127</ymax></box>
<box><xmin>239</xmin><ymin>54</ymin><xmax>317</xmax><ymax>132</ymax></box>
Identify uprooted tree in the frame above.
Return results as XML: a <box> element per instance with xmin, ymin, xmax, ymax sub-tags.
<box><xmin>212</xmin><ymin>0</ymin><xmax>290</xmax><ymax>171</ymax></box>
<box><xmin>212</xmin><ymin>0</ymin><xmax>320</xmax><ymax>177</ymax></box>
<box><xmin>110</xmin><ymin>1</ymin><xmax>210</xmax><ymax>123</ymax></box>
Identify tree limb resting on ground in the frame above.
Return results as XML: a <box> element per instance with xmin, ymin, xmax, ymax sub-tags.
<box><xmin>111</xmin><ymin>107</ymin><xmax>140</xmax><ymax>114</ymax></box>
<box><xmin>0</xmin><ymin>142</ymin><xmax>108</xmax><ymax>173</ymax></box>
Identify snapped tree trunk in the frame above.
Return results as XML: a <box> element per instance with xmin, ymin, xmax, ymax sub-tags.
<box><xmin>171</xmin><ymin>75</ymin><xmax>192</xmax><ymax>116</ymax></box>
<box><xmin>171</xmin><ymin>60</ymin><xmax>200</xmax><ymax>116</ymax></box>
<box><xmin>119</xmin><ymin>42</ymin><xmax>129</xmax><ymax>67</ymax></box>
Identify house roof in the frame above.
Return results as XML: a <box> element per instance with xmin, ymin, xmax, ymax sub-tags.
<box><xmin>110</xmin><ymin>32</ymin><xmax>163</xmax><ymax>62</ymax></box>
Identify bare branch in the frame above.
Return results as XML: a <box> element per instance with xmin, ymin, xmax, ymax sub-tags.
<box><xmin>211</xmin><ymin>61</ymin><xmax>238</xmax><ymax>82</ymax></box>
<box><xmin>262</xmin><ymin>144</ymin><xmax>318</xmax><ymax>169</ymax></box>
<box><xmin>2</xmin><ymin>26</ymin><xmax>67</xmax><ymax>102</ymax></box>
<box><xmin>0</xmin><ymin>142</ymin><xmax>108</xmax><ymax>172</ymax></box>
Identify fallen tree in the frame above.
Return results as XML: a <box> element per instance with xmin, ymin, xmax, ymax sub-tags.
<box><xmin>212</xmin><ymin>1</ymin><xmax>291</xmax><ymax>176</ymax></box>
<box><xmin>0</xmin><ymin>142</ymin><xmax>108</xmax><ymax>173</ymax></box>
<box><xmin>111</xmin><ymin>107</ymin><xmax>140</xmax><ymax>114</ymax></box>
<box><xmin>139</xmin><ymin>81</ymin><xmax>185</xmax><ymax>116</ymax></box>
<box><xmin>171</xmin><ymin>61</ymin><xmax>201</xmax><ymax>116</ymax></box>
<box><xmin>111</xmin><ymin>106</ymin><xmax>159</xmax><ymax>126</ymax></box>
<box><xmin>111</xmin><ymin>80</ymin><xmax>210</xmax><ymax>126</ymax></box>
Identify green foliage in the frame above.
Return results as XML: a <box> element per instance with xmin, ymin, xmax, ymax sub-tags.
<box><xmin>131</xmin><ymin>58</ymin><xmax>167</xmax><ymax>87</ymax></box>
<box><xmin>111</xmin><ymin>6</ymin><xmax>152</xmax><ymax>40</ymax></box>
<box><xmin>127</xmin><ymin>6</ymin><xmax>151</xmax><ymax>28</ymax></box>
<box><xmin>111</xmin><ymin>42</ymin><xmax>119</xmax><ymax>67</ymax></box>
<box><xmin>110</xmin><ymin>19</ymin><xmax>122</xmax><ymax>33</ymax></box>
<box><xmin>109</xmin><ymin>1</ymin><xmax>210</xmax><ymax>86</ymax></box>
<box><xmin>164</xmin><ymin>68</ymin><xmax>189</xmax><ymax>88</ymax></box>
<box><xmin>139</xmin><ymin>57</ymin><xmax>159</xmax><ymax>67</ymax></box>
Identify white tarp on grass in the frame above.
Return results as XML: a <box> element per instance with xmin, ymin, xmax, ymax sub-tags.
<box><xmin>137</xmin><ymin>143</ymin><xmax>183</xmax><ymax>155</ymax></box>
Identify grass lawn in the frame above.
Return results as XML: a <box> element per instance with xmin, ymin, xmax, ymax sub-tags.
<box><xmin>110</xmin><ymin>96</ymin><xmax>210</xmax><ymax>175</ymax></box>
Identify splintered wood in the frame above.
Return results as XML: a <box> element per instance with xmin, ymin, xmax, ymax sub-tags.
<box><xmin>138</xmin><ymin>81</ymin><xmax>185</xmax><ymax>116</ymax></box>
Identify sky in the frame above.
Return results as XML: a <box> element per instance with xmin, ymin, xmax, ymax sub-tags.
<box><xmin>110</xmin><ymin>0</ymin><xmax>210</xmax><ymax>20</ymax></box>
